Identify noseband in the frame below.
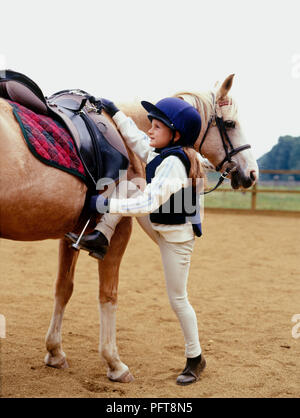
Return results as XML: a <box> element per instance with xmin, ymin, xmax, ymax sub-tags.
<box><xmin>198</xmin><ymin>95</ymin><xmax>251</xmax><ymax>194</ymax></box>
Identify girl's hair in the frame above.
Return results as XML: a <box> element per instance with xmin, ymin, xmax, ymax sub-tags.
<box><xmin>182</xmin><ymin>146</ymin><xmax>207</xmax><ymax>191</ymax></box>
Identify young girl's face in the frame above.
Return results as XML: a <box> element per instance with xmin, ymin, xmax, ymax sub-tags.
<box><xmin>148</xmin><ymin>119</ymin><xmax>179</xmax><ymax>148</ymax></box>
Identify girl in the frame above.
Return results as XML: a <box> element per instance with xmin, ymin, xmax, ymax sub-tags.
<box><xmin>67</xmin><ymin>97</ymin><xmax>207</xmax><ymax>385</ymax></box>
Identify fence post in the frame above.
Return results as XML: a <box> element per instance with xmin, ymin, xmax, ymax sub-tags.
<box><xmin>251</xmin><ymin>183</ymin><xmax>257</xmax><ymax>211</ymax></box>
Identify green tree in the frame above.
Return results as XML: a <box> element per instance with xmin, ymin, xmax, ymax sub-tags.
<box><xmin>258</xmin><ymin>136</ymin><xmax>300</xmax><ymax>180</ymax></box>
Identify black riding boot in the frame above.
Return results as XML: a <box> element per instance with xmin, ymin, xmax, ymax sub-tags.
<box><xmin>176</xmin><ymin>354</ymin><xmax>206</xmax><ymax>386</ymax></box>
<box><xmin>65</xmin><ymin>230</ymin><xmax>108</xmax><ymax>260</ymax></box>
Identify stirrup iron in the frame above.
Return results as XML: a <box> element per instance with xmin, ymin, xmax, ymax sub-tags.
<box><xmin>71</xmin><ymin>218</ymin><xmax>91</xmax><ymax>251</ymax></box>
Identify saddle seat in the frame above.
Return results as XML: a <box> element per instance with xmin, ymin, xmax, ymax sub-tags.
<box><xmin>0</xmin><ymin>69</ymin><xmax>129</xmax><ymax>191</ymax></box>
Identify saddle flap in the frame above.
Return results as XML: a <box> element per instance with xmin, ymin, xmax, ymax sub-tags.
<box><xmin>48</xmin><ymin>92</ymin><xmax>129</xmax><ymax>188</ymax></box>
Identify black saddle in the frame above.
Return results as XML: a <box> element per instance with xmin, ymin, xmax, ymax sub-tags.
<box><xmin>0</xmin><ymin>69</ymin><xmax>129</xmax><ymax>191</ymax></box>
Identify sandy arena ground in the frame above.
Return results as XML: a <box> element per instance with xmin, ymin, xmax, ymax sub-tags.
<box><xmin>0</xmin><ymin>212</ymin><xmax>299</xmax><ymax>398</ymax></box>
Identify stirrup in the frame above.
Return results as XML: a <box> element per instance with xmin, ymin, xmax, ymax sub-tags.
<box><xmin>68</xmin><ymin>218</ymin><xmax>91</xmax><ymax>251</ymax></box>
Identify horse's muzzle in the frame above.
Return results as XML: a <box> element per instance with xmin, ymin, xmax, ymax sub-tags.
<box><xmin>230</xmin><ymin>165</ymin><xmax>257</xmax><ymax>189</ymax></box>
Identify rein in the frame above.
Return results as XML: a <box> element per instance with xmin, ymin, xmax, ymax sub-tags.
<box><xmin>198</xmin><ymin>94</ymin><xmax>251</xmax><ymax>195</ymax></box>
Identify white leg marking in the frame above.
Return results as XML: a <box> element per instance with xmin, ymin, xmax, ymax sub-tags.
<box><xmin>44</xmin><ymin>303</ymin><xmax>68</xmax><ymax>368</ymax></box>
<box><xmin>99</xmin><ymin>302</ymin><xmax>130</xmax><ymax>380</ymax></box>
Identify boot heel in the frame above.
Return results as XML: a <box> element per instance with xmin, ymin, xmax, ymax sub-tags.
<box><xmin>89</xmin><ymin>251</ymin><xmax>106</xmax><ymax>260</ymax></box>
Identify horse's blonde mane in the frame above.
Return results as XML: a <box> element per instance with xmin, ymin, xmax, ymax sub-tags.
<box><xmin>173</xmin><ymin>91</ymin><xmax>215</xmax><ymax>139</ymax></box>
<box><xmin>174</xmin><ymin>90</ymin><xmax>239</xmax><ymax>139</ymax></box>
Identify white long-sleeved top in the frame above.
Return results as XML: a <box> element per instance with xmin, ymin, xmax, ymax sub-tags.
<box><xmin>109</xmin><ymin>111</ymin><xmax>202</xmax><ymax>242</ymax></box>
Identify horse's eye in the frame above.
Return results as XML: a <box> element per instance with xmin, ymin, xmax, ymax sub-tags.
<box><xmin>224</xmin><ymin>120</ymin><xmax>236</xmax><ymax>129</ymax></box>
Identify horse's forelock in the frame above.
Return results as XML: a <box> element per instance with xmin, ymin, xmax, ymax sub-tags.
<box><xmin>217</xmin><ymin>95</ymin><xmax>239</xmax><ymax>120</ymax></box>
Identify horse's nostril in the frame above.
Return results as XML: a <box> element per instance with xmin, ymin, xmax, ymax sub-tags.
<box><xmin>250</xmin><ymin>170</ymin><xmax>257</xmax><ymax>182</ymax></box>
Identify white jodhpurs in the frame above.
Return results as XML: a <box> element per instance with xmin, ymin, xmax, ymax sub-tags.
<box><xmin>136</xmin><ymin>216</ymin><xmax>201</xmax><ymax>358</ymax></box>
<box><xmin>95</xmin><ymin>212</ymin><xmax>122</xmax><ymax>243</ymax></box>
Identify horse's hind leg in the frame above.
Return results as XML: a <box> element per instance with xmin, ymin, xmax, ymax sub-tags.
<box><xmin>98</xmin><ymin>217</ymin><xmax>134</xmax><ymax>383</ymax></box>
<box><xmin>44</xmin><ymin>238</ymin><xmax>79</xmax><ymax>368</ymax></box>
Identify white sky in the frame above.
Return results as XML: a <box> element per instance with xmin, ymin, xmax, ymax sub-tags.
<box><xmin>0</xmin><ymin>0</ymin><xmax>299</xmax><ymax>159</ymax></box>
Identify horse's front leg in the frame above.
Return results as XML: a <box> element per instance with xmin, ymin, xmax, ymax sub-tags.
<box><xmin>44</xmin><ymin>238</ymin><xmax>79</xmax><ymax>368</ymax></box>
<box><xmin>98</xmin><ymin>217</ymin><xmax>134</xmax><ymax>383</ymax></box>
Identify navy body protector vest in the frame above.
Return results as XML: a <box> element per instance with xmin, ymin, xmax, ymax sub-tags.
<box><xmin>145</xmin><ymin>146</ymin><xmax>202</xmax><ymax>237</ymax></box>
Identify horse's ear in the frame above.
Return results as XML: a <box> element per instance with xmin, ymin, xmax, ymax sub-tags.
<box><xmin>217</xmin><ymin>74</ymin><xmax>235</xmax><ymax>100</ymax></box>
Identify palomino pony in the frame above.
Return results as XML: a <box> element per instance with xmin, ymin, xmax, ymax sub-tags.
<box><xmin>0</xmin><ymin>74</ymin><xmax>258</xmax><ymax>383</ymax></box>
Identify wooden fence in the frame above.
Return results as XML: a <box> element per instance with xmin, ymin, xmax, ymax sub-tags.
<box><xmin>206</xmin><ymin>169</ymin><xmax>300</xmax><ymax>217</ymax></box>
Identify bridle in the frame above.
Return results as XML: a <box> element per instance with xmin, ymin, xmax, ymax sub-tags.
<box><xmin>198</xmin><ymin>93</ymin><xmax>251</xmax><ymax>194</ymax></box>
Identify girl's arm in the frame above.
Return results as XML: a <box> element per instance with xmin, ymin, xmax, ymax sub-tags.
<box><xmin>109</xmin><ymin>156</ymin><xmax>188</xmax><ymax>216</ymax></box>
<box><xmin>113</xmin><ymin>111</ymin><xmax>153</xmax><ymax>163</ymax></box>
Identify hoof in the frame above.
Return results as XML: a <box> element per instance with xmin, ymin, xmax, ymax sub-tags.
<box><xmin>44</xmin><ymin>353</ymin><xmax>69</xmax><ymax>369</ymax></box>
<box><xmin>108</xmin><ymin>369</ymin><xmax>134</xmax><ymax>383</ymax></box>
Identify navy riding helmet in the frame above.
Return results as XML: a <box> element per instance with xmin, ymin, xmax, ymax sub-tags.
<box><xmin>141</xmin><ymin>97</ymin><xmax>202</xmax><ymax>146</ymax></box>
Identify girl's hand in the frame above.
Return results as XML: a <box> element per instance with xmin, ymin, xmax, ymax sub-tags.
<box><xmin>100</xmin><ymin>98</ymin><xmax>119</xmax><ymax>117</ymax></box>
